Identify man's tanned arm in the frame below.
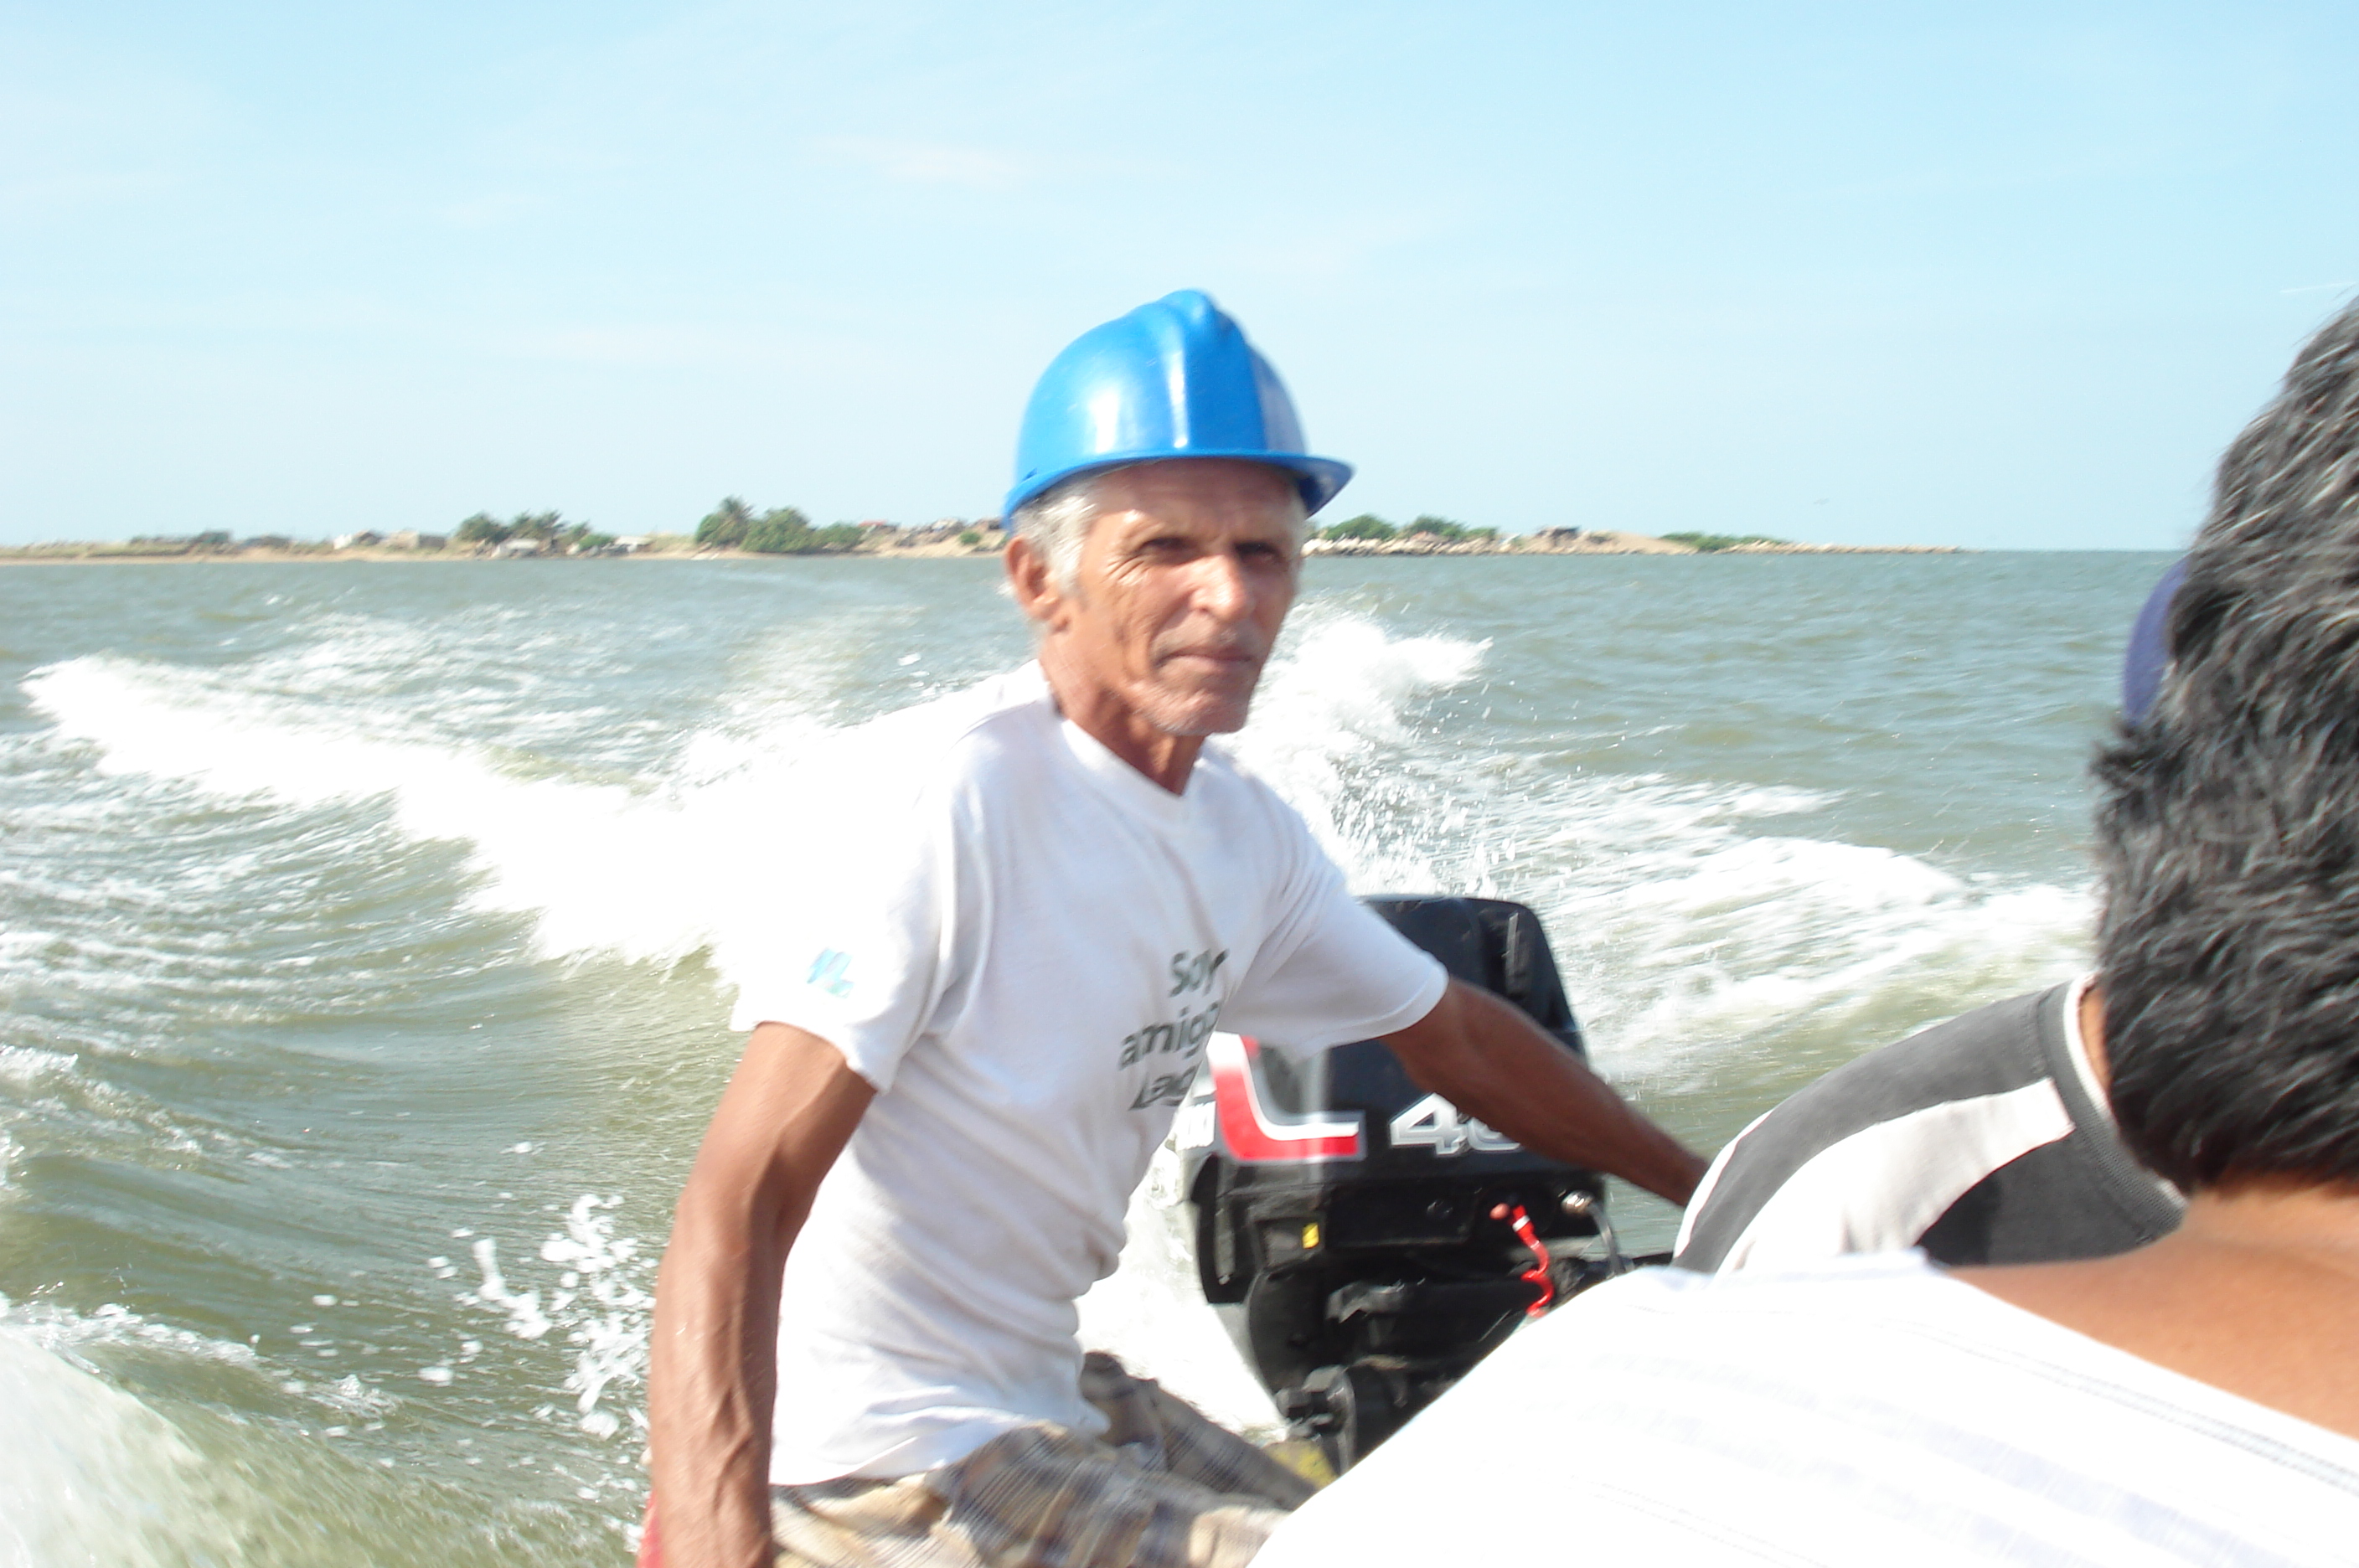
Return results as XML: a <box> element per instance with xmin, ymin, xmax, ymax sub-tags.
<box><xmin>648</xmin><ymin>1023</ymin><xmax>875</xmax><ymax>1568</ymax></box>
<box><xmin>1384</xmin><ymin>979</ymin><xmax>1705</xmax><ymax>1206</ymax></box>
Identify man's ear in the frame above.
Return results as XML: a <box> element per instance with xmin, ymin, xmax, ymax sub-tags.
<box><xmin>2079</xmin><ymin>981</ymin><xmax>2111</xmax><ymax>1093</ymax></box>
<box><xmin>1005</xmin><ymin>534</ymin><xmax>1064</xmax><ymax>627</ymax></box>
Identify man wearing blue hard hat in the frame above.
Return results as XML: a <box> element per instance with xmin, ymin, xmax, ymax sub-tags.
<box><xmin>643</xmin><ymin>291</ymin><xmax>1705</xmax><ymax>1568</ymax></box>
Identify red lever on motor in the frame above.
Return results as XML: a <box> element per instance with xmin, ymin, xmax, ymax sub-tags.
<box><xmin>1490</xmin><ymin>1202</ymin><xmax>1554</xmax><ymax>1317</ymax></box>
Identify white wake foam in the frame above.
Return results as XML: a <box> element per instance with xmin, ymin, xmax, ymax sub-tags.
<box><xmin>21</xmin><ymin>616</ymin><xmax>1496</xmax><ymax>996</ymax></box>
<box><xmin>25</xmin><ymin>654</ymin><xmax>768</xmax><ymax>970</ymax></box>
<box><xmin>0</xmin><ymin>1323</ymin><xmax>214</xmax><ymax>1568</ymax></box>
<box><xmin>0</xmin><ymin>1297</ymin><xmax>385</xmax><ymax>1568</ymax></box>
<box><xmin>23</xmin><ymin>611</ymin><xmax>2091</xmax><ymax>1070</ymax></box>
<box><xmin>20</xmin><ymin>609</ymin><xmax>2092</xmax><ymax>1442</ymax></box>
<box><xmin>1074</xmin><ymin>1152</ymin><xmax>1281</xmax><ymax>1435</ymax></box>
<box><xmin>449</xmin><ymin>1194</ymin><xmax>653</xmax><ymax>1442</ymax></box>
<box><xmin>1237</xmin><ymin>615</ymin><xmax>2089</xmax><ymax>1075</ymax></box>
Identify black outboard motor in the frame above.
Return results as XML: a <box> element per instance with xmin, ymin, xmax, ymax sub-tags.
<box><xmin>1176</xmin><ymin>897</ymin><xmax>1653</xmax><ymax>1473</ymax></box>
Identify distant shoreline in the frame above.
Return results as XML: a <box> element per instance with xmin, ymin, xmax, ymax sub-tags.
<box><xmin>1303</xmin><ymin>529</ymin><xmax>1962</xmax><ymax>558</ymax></box>
<box><xmin>0</xmin><ymin>528</ymin><xmax>1964</xmax><ymax>565</ymax></box>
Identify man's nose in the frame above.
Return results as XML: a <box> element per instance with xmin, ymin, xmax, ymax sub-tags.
<box><xmin>1188</xmin><ymin>551</ymin><xmax>1254</xmax><ymax>619</ymax></box>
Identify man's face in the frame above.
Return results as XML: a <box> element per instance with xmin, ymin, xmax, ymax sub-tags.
<box><xmin>1030</xmin><ymin>458</ymin><xmax>1303</xmax><ymax>737</ymax></box>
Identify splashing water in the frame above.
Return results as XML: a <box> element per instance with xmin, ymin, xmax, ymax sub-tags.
<box><xmin>20</xmin><ymin>609</ymin><xmax>2084</xmax><ymax>1067</ymax></box>
<box><xmin>18</xmin><ymin>605</ymin><xmax>2091</xmax><ymax>1427</ymax></box>
<box><xmin>1</xmin><ymin>553</ymin><xmax>2146</xmax><ymax>1561</ymax></box>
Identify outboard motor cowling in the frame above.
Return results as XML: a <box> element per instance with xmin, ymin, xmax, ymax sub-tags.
<box><xmin>1178</xmin><ymin>897</ymin><xmax>1655</xmax><ymax>1473</ymax></box>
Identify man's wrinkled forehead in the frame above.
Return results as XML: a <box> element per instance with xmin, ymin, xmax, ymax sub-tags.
<box><xmin>1086</xmin><ymin>457</ymin><xmax>1303</xmax><ymax>519</ymax></box>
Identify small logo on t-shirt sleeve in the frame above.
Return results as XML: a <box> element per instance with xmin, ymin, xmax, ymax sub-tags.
<box><xmin>806</xmin><ymin>949</ymin><xmax>854</xmax><ymax>998</ymax></box>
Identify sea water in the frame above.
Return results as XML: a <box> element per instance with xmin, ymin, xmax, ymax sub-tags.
<box><xmin>0</xmin><ymin>551</ymin><xmax>2165</xmax><ymax>1563</ymax></box>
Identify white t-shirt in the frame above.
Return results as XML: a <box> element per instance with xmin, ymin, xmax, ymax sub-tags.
<box><xmin>728</xmin><ymin>664</ymin><xmax>1448</xmax><ymax>1484</ymax></box>
<box><xmin>1262</xmin><ymin>1253</ymin><xmax>2359</xmax><ymax>1567</ymax></box>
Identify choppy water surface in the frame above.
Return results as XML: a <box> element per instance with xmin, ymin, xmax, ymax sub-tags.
<box><xmin>0</xmin><ymin>551</ymin><xmax>2164</xmax><ymax>1562</ymax></box>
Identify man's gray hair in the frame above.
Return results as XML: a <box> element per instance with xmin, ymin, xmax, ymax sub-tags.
<box><xmin>1011</xmin><ymin>466</ymin><xmax>1311</xmax><ymax>590</ymax></box>
<box><xmin>2092</xmin><ymin>296</ymin><xmax>2359</xmax><ymax>1193</ymax></box>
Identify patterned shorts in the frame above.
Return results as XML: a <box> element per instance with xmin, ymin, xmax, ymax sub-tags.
<box><xmin>766</xmin><ymin>1353</ymin><xmax>1319</xmax><ymax>1568</ymax></box>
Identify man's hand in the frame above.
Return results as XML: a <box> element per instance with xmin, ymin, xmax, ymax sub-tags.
<box><xmin>1382</xmin><ymin>980</ymin><xmax>1705</xmax><ymax>1206</ymax></box>
<box><xmin>648</xmin><ymin>1023</ymin><xmax>875</xmax><ymax>1568</ymax></box>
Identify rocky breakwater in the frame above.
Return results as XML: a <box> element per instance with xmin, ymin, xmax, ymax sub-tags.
<box><xmin>1303</xmin><ymin>528</ymin><xmax>1959</xmax><ymax>558</ymax></box>
<box><xmin>1306</xmin><ymin>527</ymin><xmax>1696</xmax><ymax>557</ymax></box>
<box><xmin>1713</xmin><ymin>539</ymin><xmax>1960</xmax><ymax>554</ymax></box>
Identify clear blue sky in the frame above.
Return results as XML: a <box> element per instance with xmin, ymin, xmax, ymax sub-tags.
<box><xmin>6</xmin><ymin>1</ymin><xmax>2356</xmax><ymax>548</ymax></box>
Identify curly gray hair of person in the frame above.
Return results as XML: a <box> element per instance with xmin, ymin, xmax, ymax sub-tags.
<box><xmin>1009</xmin><ymin>466</ymin><xmax>1311</xmax><ymax>591</ymax></box>
<box><xmin>2094</xmin><ymin>295</ymin><xmax>2359</xmax><ymax>1192</ymax></box>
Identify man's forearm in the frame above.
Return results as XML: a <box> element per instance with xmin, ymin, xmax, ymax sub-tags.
<box><xmin>1386</xmin><ymin>982</ymin><xmax>1706</xmax><ymax>1205</ymax></box>
<box><xmin>649</xmin><ymin>1199</ymin><xmax>785</xmax><ymax>1568</ymax></box>
<box><xmin>648</xmin><ymin>1023</ymin><xmax>876</xmax><ymax>1568</ymax></box>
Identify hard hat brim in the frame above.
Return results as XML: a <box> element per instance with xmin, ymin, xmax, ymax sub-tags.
<box><xmin>1004</xmin><ymin>451</ymin><xmax>1352</xmax><ymax>523</ymax></box>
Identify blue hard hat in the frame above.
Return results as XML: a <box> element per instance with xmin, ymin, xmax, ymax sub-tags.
<box><xmin>1006</xmin><ymin>290</ymin><xmax>1352</xmax><ymax>518</ymax></box>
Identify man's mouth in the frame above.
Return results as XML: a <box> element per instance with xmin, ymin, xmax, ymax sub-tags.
<box><xmin>1160</xmin><ymin>647</ymin><xmax>1262</xmax><ymax>673</ymax></box>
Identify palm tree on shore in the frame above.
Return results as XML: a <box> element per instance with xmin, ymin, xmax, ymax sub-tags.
<box><xmin>696</xmin><ymin>498</ymin><xmax>756</xmax><ymax>549</ymax></box>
